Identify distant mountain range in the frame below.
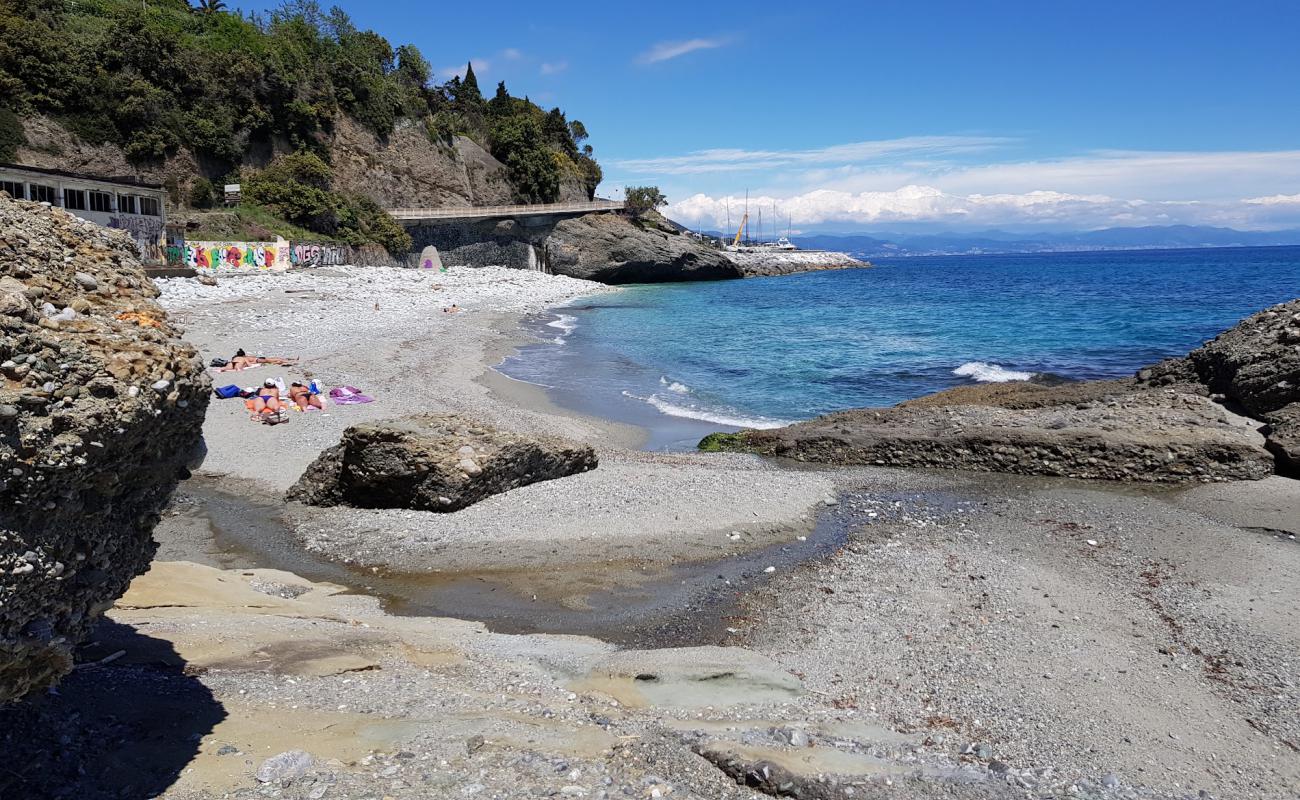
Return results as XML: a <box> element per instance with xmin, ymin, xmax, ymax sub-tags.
<box><xmin>784</xmin><ymin>226</ymin><xmax>1300</xmax><ymax>258</ymax></box>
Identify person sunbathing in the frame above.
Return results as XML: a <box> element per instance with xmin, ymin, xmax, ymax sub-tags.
<box><xmin>219</xmin><ymin>349</ymin><xmax>300</xmax><ymax>372</ymax></box>
<box><xmin>248</xmin><ymin>379</ymin><xmax>286</xmax><ymax>421</ymax></box>
<box><xmin>288</xmin><ymin>382</ymin><xmax>324</xmax><ymax>411</ymax></box>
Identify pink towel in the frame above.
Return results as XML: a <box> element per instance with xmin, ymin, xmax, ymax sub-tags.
<box><xmin>329</xmin><ymin>386</ymin><xmax>374</xmax><ymax>405</ymax></box>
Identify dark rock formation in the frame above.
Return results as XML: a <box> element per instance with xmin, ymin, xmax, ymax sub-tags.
<box><xmin>287</xmin><ymin>415</ymin><xmax>597</xmax><ymax>512</ymax></box>
<box><xmin>409</xmin><ymin>212</ymin><xmax>742</xmax><ymax>283</ymax></box>
<box><xmin>1141</xmin><ymin>299</ymin><xmax>1300</xmax><ymax>467</ymax></box>
<box><xmin>544</xmin><ymin>214</ymin><xmax>741</xmax><ymax>284</ymax></box>
<box><xmin>0</xmin><ymin>196</ymin><xmax>209</xmax><ymax>703</ymax></box>
<box><xmin>703</xmin><ymin>380</ymin><xmax>1273</xmax><ymax>483</ymax></box>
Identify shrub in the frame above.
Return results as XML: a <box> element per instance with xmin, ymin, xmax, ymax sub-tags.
<box><xmin>626</xmin><ymin>186</ymin><xmax>667</xmax><ymax>216</ymax></box>
<box><xmin>189</xmin><ymin>177</ymin><xmax>216</xmax><ymax>209</ymax></box>
<box><xmin>0</xmin><ymin>106</ymin><xmax>25</xmax><ymax>162</ymax></box>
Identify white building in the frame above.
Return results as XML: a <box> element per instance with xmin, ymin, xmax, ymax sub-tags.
<box><xmin>0</xmin><ymin>163</ymin><xmax>168</xmax><ymax>263</ymax></box>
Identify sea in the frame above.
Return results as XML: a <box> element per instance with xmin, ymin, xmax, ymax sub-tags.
<box><xmin>498</xmin><ymin>246</ymin><xmax>1300</xmax><ymax>450</ymax></box>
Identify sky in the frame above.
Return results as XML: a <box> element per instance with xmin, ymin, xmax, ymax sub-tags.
<box><xmin>229</xmin><ymin>0</ymin><xmax>1300</xmax><ymax>233</ymax></box>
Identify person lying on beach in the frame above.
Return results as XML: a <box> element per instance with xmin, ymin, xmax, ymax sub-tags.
<box><xmin>218</xmin><ymin>349</ymin><xmax>300</xmax><ymax>372</ymax></box>
<box><xmin>247</xmin><ymin>379</ymin><xmax>286</xmax><ymax>420</ymax></box>
<box><xmin>442</xmin><ymin>304</ymin><xmax>460</xmax><ymax>314</ymax></box>
<box><xmin>288</xmin><ymin>382</ymin><xmax>324</xmax><ymax>411</ymax></box>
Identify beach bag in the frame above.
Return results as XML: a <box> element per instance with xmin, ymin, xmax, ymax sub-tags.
<box><xmin>213</xmin><ymin>384</ymin><xmax>242</xmax><ymax>399</ymax></box>
<box><xmin>210</xmin><ymin>357</ymin><xmax>229</xmax><ymax>368</ymax></box>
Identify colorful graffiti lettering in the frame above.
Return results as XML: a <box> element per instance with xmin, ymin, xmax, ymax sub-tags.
<box><xmin>185</xmin><ymin>241</ymin><xmax>284</xmax><ymax>271</ymax></box>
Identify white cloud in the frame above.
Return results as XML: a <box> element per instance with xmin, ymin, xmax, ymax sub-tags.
<box><xmin>1244</xmin><ymin>193</ymin><xmax>1300</xmax><ymax>205</ymax></box>
<box><xmin>502</xmin><ymin>48</ymin><xmax>523</xmax><ymax>60</ymax></box>
<box><xmin>666</xmin><ymin>185</ymin><xmax>1300</xmax><ymax>231</ymax></box>
<box><xmin>613</xmin><ymin>136</ymin><xmax>1014</xmax><ymax>175</ymax></box>
<box><xmin>540</xmin><ymin>60</ymin><xmax>569</xmax><ymax>76</ymax></box>
<box><xmin>636</xmin><ymin>37</ymin><xmax>729</xmax><ymax>64</ymax></box>
<box><xmin>436</xmin><ymin>58</ymin><xmax>491</xmax><ymax>80</ymax></box>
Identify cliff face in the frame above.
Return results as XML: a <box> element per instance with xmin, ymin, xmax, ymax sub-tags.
<box><xmin>0</xmin><ymin>195</ymin><xmax>209</xmax><ymax>703</ymax></box>
<box><xmin>15</xmin><ymin>115</ymin><xmax>588</xmax><ymax>209</ymax></box>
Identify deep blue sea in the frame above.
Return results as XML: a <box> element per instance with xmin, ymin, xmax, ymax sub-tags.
<box><xmin>499</xmin><ymin>246</ymin><xmax>1300</xmax><ymax>449</ymax></box>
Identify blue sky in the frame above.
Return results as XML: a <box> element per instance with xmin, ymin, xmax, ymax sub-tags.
<box><xmin>230</xmin><ymin>0</ymin><xmax>1300</xmax><ymax>231</ymax></box>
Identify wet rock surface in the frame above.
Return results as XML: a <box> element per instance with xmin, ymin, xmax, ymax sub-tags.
<box><xmin>706</xmin><ymin>381</ymin><xmax>1273</xmax><ymax>483</ymax></box>
<box><xmin>286</xmin><ymin>414</ymin><xmax>597</xmax><ymax>512</ymax></box>
<box><xmin>0</xmin><ymin>195</ymin><xmax>208</xmax><ymax>703</ymax></box>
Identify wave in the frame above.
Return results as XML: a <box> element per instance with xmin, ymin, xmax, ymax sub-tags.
<box><xmin>659</xmin><ymin>376</ymin><xmax>692</xmax><ymax>394</ymax></box>
<box><xmin>546</xmin><ymin>313</ymin><xmax>578</xmax><ymax>334</ymax></box>
<box><xmin>953</xmin><ymin>361</ymin><xmax>1034</xmax><ymax>383</ymax></box>
<box><xmin>623</xmin><ymin>391</ymin><xmax>791</xmax><ymax>429</ymax></box>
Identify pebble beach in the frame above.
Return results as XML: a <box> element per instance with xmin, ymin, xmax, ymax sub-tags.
<box><xmin>8</xmin><ymin>264</ymin><xmax>1292</xmax><ymax>800</ymax></box>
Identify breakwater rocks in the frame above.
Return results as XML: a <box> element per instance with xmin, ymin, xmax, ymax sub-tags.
<box><xmin>702</xmin><ymin>380</ymin><xmax>1274</xmax><ymax>483</ymax></box>
<box><xmin>721</xmin><ymin>249</ymin><xmax>867</xmax><ymax>277</ymax></box>
<box><xmin>1142</xmin><ymin>299</ymin><xmax>1300</xmax><ymax>469</ymax></box>
<box><xmin>287</xmin><ymin>414</ymin><xmax>597</xmax><ymax>512</ymax></box>
<box><xmin>0</xmin><ymin>195</ymin><xmax>208</xmax><ymax>703</ymax></box>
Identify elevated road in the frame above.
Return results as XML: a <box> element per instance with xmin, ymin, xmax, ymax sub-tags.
<box><xmin>388</xmin><ymin>199</ymin><xmax>624</xmax><ymax>223</ymax></box>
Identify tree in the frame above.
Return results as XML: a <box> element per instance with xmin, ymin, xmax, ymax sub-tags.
<box><xmin>625</xmin><ymin>186</ymin><xmax>667</xmax><ymax>216</ymax></box>
<box><xmin>194</xmin><ymin>0</ymin><xmax>228</xmax><ymax>13</ymax></box>
<box><xmin>490</xmin><ymin>115</ymin><xmax>559</xmax><ymax>203</ymax></box>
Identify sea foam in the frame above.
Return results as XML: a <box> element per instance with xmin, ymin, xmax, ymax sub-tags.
<box><xmin>623</xmin><ymin>391</ymin><xmax>790</xmax><ymax>430</ymax></box>
<box><xmin>953</xmin><ymin>361</ymin><xmax>1034</xmax><ymax>383</ymax></box>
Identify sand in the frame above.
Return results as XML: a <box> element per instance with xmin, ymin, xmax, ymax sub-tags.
<box><xmin>6</xmin><ymin>266</ymin><xmax>1292</xmax><ymax>799</ymax></box>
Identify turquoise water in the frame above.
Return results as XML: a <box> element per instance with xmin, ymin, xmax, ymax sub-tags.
<box><xmin>500</xmin><ymin>246</ymin><xmax>1300</xmax><ymax>448</ymax></box>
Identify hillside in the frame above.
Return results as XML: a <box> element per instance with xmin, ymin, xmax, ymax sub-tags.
<box><xmin>0</xmin><ymin>0</ymin><xmax>601</xmax><ymax>251</ymax></box>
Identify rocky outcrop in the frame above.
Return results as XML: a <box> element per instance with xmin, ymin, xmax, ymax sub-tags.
<box><xmin>544</xmin><ymin>213</ymin><xmax>741</xmax><ymax>284</ymax></box>
<box><xmin>722</xmin><ymin>249</ymin><xmax>868</xmax><ymax>278</ymax></box>
<box><xmin>287</xmin><ymin>414</ymin><xmax>597</xmax><ymax>512</ymax></box>
<box><xmin>1141</xmin><ymin>299</ymin><xmax>1300</xmax><ymax>468</ymax></box>
<box><xmin>0</xmin><ymin>196</ymin><xmax>208</xmax><ymax>703</ymax></box>
<box><xmin>702</xmin><ymin>380</ymin><xmax>1274</xmax><ymax>483</ymax></box>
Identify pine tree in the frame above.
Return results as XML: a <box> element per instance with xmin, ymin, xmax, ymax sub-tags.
<box><xmin>461</xmin><ymin>61</ymin><xmax>482</xmax><ymax>102</ymax></box>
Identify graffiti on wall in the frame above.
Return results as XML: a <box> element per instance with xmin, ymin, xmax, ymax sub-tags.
<box><xmin>109</xmin><ymin>214</ymin><xmax>166</xmax><ymax>264</ymax></box>
<box><xmin>290</xmin><ymin>243</ymin><xmax>346</xmax><ymax>267</ymax></box>
<box><xmin>185</xmin><ymin>241</ymin><xmax>289</xmax><ymax>271</ymax></box>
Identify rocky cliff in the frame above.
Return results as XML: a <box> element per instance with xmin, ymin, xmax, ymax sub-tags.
<box><xmin>0</xmin><ymin>195</ymin><xmax>208</xmax><ymax>703</ymax></box>
<box><xmin>15</xmin><ymin>114</ymin><xmax>588</xmax><ymax>210</ymax></box>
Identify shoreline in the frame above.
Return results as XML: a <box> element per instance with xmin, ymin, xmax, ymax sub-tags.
<box><xmin>80</xmin><ymin>263</ymin><xmax>1296</xmax><ymax>800</ymax></box>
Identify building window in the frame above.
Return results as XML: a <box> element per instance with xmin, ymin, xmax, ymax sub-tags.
<box><xmin>139</xmin><ymin>196</ymin><xmax>160</xmax><ymax>217</ymax></box>
<box><xmin>0</xmin><ymin>180</ymin><xmax>24</xmax><ymax>200</ymax></box>
<box><xmin>118</xmin><ymin>194</ymin><xmax>138</xmax><ymax>215</ymax></box>
<box><xmin>89</xmin><ymin>190</ymin><xmax>113</xmax><ymax>213</ymax></box>
<box><xmin>64</xmin><ymin>189</ymin><xmax>87</xmax><ymax>210</ymax></box>
<box><xmin>30</xmin><ymin>184</ymin><xmax>57</xmax><ymax>204</ymax></box>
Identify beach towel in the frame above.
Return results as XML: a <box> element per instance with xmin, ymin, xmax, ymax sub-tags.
<box><xmin>329</xmin><ymin>386</ymin><xmax>374</xmax><ymax>405</ymax></box>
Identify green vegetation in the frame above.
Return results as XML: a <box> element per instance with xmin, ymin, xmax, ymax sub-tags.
<box><xmin>0</xmin><ymin>0</ymin><xmax>602</xmax><ymax>245</ymax></box>
<box><xmin>243</xmin><ymin>151</ymin><xmax>411</xmax><ymax>254</ymax></box>
<box><xmin>187</xmin><ymin>204</ymin><xmax>336</xmax><ymax>243</ymax></box>
<box><xmin>0</xmin><ymin>105</ymin><xmax>23</xmax><ymax>161</ymax></box>
<box><xmin>625</xmin><ymin>186</ymin><xmax>667</xmax><ymax>216</ymax></box>
<box><xmin>697</xmin><ymin>432</ymin><xmax>750</xmax><ymax>452</ymax></box>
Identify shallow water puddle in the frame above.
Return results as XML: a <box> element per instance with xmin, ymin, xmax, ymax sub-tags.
<box><xmin>169</xmin><ymin>476</ymin><xmax>890</xmax><ymax>648</ymax></box>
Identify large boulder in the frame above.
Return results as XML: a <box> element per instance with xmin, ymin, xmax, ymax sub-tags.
<box><xmin>1141</xmin><ymin>299</ymin><xmax>1300</xmax><ymax>464</ymax></box>
<box><xmin>544</xmin><ymin>213</ymin><xmax>741</xmax><ymax>284</ymax></box>
<box><xmin>702</xmin><ymin>381</ymin><xmax>1274</xmax><ymax>483</ymax></box>
<box><xmin>0</xmin><ymin>195</ymin><xmax>208</xmax><ymax>703</ymax></box>
<box><xmin>287</xmin><ymin>415</ymin><xmax>597</xmax><ymax>511</ymax></box>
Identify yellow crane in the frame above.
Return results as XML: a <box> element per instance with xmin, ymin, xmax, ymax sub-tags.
<box><xmin>731</xmin><ymin>212</ymin><xmax>749</xmax><ymax>247</ymax></box>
